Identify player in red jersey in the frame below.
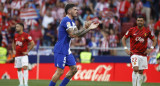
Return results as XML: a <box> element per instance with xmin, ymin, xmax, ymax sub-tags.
<box><xmin>122</xmin><ymin>15</ymin><xmax>156</xmax><ymax>86</ymax></box>
<box><xmin>12</xmin><ymin>23</ymin><xmax>35</xmax><ymax>86</ymax></box>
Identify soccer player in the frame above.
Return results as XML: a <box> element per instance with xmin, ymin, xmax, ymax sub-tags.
<box><xmin>122</xmin><ymin>15</ymin><xmax>156</xmax><ymax>86</ymax></box>
<box><xmin>12</xmin><ymin>23</ymin><xmax>35</xmax><ymax>86</ymax></box>
<box><xmin>49</xmin><ymin>4</ymin><xmax>99</xmax><ymax>86</ymax></box>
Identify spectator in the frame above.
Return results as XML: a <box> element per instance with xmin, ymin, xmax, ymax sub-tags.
<box><xmin>56</xmin><ymin>2</ymin><xmax>65</xmax><ymax>21</ymax></box>
<box><xmin>109</xmin><ymin>29</ymin><xmax>118</xmax><ymax>55</ymax></box>
<box><xmin>88</xmin><ymin>36</ymin><xmax>99</xmax><ymax>56</ymax></box>
<box><xmin>83</xmin><ymin>7</ymin><xmax>94</xmax><ymax>21</ymax></box>
<box><xmin>119</xmin><ymin>0</ymin><xmax>131</xmax><ymax>23</ymax></box>
<box><xmin>141</xmin><ymin>0</ymin><xmax>152</xmax><ymax>24</ymax></box>
<box><xmin>71</xmin><ymin>37</ymin><xmax>86</xmax><ymax>55</ymax></box>
<box><xmin>100</xmin><ymin>31</ymin><xmax>110</xmax><ymax>55</ymax></box>
<box><xmin>42</xmin><ymin>10</ymin><xmax>54</xmax><ymax>28</ymax></box>
<box><xmin>135</xmin><ymin>0</ymin><xmax>143</xmax><ymax>15</ymax></box>
<box><xmin>43</xmin><ymin>23</ymin><xmax>55</xmax><ymax>46</ymax></box>
<box><xmin>0</xmin><ymin>33</ymin><xmax>7</xmax><ymax>64</ymax></box>
<box><xmin>157</xmin><ymin>52</ymin><xmax>160</xmax><ymax>64</ymax></box>
<box><xmin>152</xmin><ymin>0</ymin><xmax>159</xmax><ymax>21</ymax></box>
<box><xmin>77</xmin><ymin>47</ymin><xmax>94</xmax><ymax>63</ymax></box>
<box><xmin>29</xmin><ymin>25</ymin><xmax>43</xmax><ymax>45</ymax></box>
<box><xmin>154</xmin><ymin>18</ymin><xmax>160</xmax><ymax>36</ymax></box>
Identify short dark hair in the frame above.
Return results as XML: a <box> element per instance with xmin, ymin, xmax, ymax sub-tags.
<box><xmin>16</xmin><ymin>23</ymin><xmax>24</xmax><ymax>29</ymax></box>
<box><xmin>65</xmin><ymin>3</ymin><xmax>76</xmax><ymax>14</ymax></box>
<box><xmin>136</xmin><ymin>15</ymin><xmax>144</xmax><ymax>20</ymax></box>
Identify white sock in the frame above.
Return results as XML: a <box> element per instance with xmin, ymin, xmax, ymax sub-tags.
<box><xmin>24</xmin><ymin>70</ymin><xmax>28</xmax><ymax>85</ymax></box>
<box><xmin>18</xmin><ymin>71</ymin><xmax>23</xmax><ymax>85</ymax></box>
<box><xmin>132</xmin><ymin>71</ymin><xmax>138</xmax><ymax>86</ymax></box>
<box><xmin>137</xmin><ymin>73</ymin><xmax>143</xmax><ymax>86</ymax></box>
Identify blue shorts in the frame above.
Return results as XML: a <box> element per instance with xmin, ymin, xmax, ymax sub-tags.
<box><xmin>54</xmin><ymin>53</ymin><xmax>76</xmax><ymax>69</ymax></box>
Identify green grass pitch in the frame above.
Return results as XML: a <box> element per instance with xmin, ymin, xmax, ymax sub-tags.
<box><xmin>0</xmin><ymin>80</ymin><xmax>160</xmax><ymax>86</ymax></box>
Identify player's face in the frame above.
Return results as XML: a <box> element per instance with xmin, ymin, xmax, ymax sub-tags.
<box><xmin>16</xmin><ymin>24</ymin><xmax>22</xmax><ymax>33</ymax></box>
<box><xmin>137</xmin><ymin>18</ymin><xmax>144</xmax><ymax>28</ymax></box>
<box><xmin>71</xmin><ymin>7</ymin><xmax>78</xmax><ymax>17</ymax></box>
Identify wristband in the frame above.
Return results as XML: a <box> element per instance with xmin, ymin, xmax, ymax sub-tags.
<box><xmin>150</xmin><ymin>46</ymin><xmax>154</xmax><ymax>49</ymax></box>
<box><xmin>124</xmin><ymin>46</ymin><xmax>128</xmax><ymax>50</ymax></box>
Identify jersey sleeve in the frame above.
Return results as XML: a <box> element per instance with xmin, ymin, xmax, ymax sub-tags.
<box><xmin>124</xmin><ymin>28</ymin><xmax>132</xmax><ymax>38</ymax></box>
<box><xmin>148</xmin><ymin>30</ymin><xmax>155</xmax><ymax>40</ymax></box>
<box><xmin>61</xmin><ymin>18</ymin><xmax>72</xmax><ymax>30</ymax></box>
<box><xmin>27</xmin><ymin>34</ymin><xmax>33</xmax><ymax>42</ymax></box>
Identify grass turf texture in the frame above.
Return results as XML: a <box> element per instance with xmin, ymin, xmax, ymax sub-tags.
<box><xmin>0</xmin><ymin>80</ymin><xmax>160</xmax><ymax>86</ymax></box>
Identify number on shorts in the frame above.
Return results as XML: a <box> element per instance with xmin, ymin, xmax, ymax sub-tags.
<box><xmin>132</xmin><ymin>57</ymin><xmax>137</xmax><ymax>62</ymax></box>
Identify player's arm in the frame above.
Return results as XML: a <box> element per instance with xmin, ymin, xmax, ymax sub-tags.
<box><xmin>144</xmin><ymin>31</ymin><xmax>157</xmax><ymax>54</ymax></box>
<box><xmin>67</xmin><ymin>22</ymin><xmax>99</xmax><ymax>38</ymax></box>
<box><xmin>122</xmin><ymin>30</ymin><xmax>133</xmax><ymax>55</ymax></box>
<box><xmin>23</xmin><ymin>40</ymin><xmax>35</xmax><ymax>55</ymax></box>
<box><xmin>28</xmin><ymin>40</ymin><xmax>35</xmax><ymax>52</ymax></box>
<box><xmin>151</xmin><ymin>37</ymin><xmax>157</xmax><ymax>48</ymax></box>
<box><xmin>144</xmin><ymin>37</ymin><xmax>157</xmax><ymax>54</ymax></box>
<box><xmin>12</xmin><ymin>38</ymin><xmax>16</xmax><ymax>54</ymax></box>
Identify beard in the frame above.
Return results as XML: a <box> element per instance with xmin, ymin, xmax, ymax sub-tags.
<box><xmin>16</xmin><ymin>30</ymin><xmax>20</xmax><ymax>33</ymax></box>
<box><xmin>138</xmin><ymin>24</ymin><xmax>143</xmax><ymax>28</ymax></box>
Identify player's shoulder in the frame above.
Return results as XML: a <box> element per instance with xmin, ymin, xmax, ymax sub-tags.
<box><xmin>130</xmin><ymin>26</ymin><xmax>137</xmax><ymax>30</ymax></box>
<box><xmin>144</xmin><ymin>27</ymin><xmax>150</xmax><ymax>31</ymax></box>
<box><xmin>61</xmin><ymin>16</ymin><xmax>71</xmax><ymax>22</ymax></box>
<box><xmin>23</xmin><ymin>32</ymin><xmax>31</xmax><ymax>37</ymax></box>
<box><xmin>23</xmin><ymin>32</ymin><xmax>29</xmax><ymax>35</ymax></box>
<box><xmin>128</xmin><ymin>26</ymin><xmax>136</xmax><ymax>31</ymax></box>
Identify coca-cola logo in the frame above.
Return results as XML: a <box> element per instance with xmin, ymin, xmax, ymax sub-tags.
<box><xmin>73</xmin><ymin>64</ymin><xmax>112</xmax><ymax>81</ymax></box>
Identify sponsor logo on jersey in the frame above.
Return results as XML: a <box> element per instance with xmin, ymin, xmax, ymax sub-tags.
<box><xmin>135</xmin><ymin>37</ymin><xmax>144</xmax><ymax>43</ymax></box>
<box><xmin>67</xmin><ymin>22</ymin><xmax>71</xmax><ymax>28</ymax></box>
<box><xmin>144</xmin><ymin>33</ymin><xmax>147</xmax><ymax>37</ymax></box>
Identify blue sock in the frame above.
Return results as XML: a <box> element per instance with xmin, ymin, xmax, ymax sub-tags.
<box><xmin>49</xmin><ymin>81</ymin><xmax>56</xmax><ymax>86</ymax></box>
<box><xmin>59</xmin><ymin>78</ymin><xmax>70</xmax><ymax>86</ymax></box>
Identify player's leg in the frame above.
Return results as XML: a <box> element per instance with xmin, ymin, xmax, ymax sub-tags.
<box><xmin>137</xmin><ymin>70</ymin><xmax>144</xmax><ymax>86</ymax></box>
<box><xmin>60</xmin><ymin>65</ymin><xmax>77</xmax><ymax>86</ymax></box>
<box><xmin>131</xmin><ymin>55</ymin><xmax>139</xmax><ymax>86</ymax></box>
<box><xmin>15</xmin><ymin>57</ymin><xmax>23</xmax><ymax>86</ymax></box>
<box><xmin>60</xmin><ymin>54</ymin><xmax>77</xmax><ymax>86</ymax></box>
<box><xmin>137</xmin><ymin>56</ymin><xmax>148</xmax><ymax>86</ymax></box>
<box><xmin>49</xmin><ymin>53</ymin><xmax>66</xmax><ymax>86</ymax></box>
<box><xmin>49</xmin><ymin>67</ymin><xmax>64</xmax><ymax>86</ymax></box>
<box><xmin>22</xmin><ymin>56</ymin><xmax>29</xmax><ymax>86</ymax></box>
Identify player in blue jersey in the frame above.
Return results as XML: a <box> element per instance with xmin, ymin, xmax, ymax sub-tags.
<box><xmin>49</xmin><ymin>3</ymin><xmax>99</xmax><ymax>86</ymax></box>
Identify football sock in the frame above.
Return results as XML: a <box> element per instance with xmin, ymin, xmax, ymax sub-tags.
<box><xmin>132</xmin><ymin>71</ymin><xmax>138</xmax><ymax>86</ymax></box>
<box><xmin>24</xmin><ymin>70</ymin><xmax>28</xmax><ymax>85</ymax></box>
<box><xmin>59</xmin><ymin>77</ymin><xmax>70</xmax><ymax>86</ymax></box>
<box><xmin>49</xmin><ymin>81</ymin><xmax>56</xmax><ymax>86</ymax></box>
<box><xmin>18</xmin><ymin>71</ymin><xmax>23</xmax><ymax>85</ymax></box>
<box><xmin>137</xmin><ymin>73</ymin><xmax>143</xmax><ymax>86</ymax></box>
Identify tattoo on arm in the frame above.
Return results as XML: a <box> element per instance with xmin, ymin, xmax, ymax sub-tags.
<box><xmin>67</xmin><ymin>27</ymin><xmax>90</xmax><ymax>38</ymax></box>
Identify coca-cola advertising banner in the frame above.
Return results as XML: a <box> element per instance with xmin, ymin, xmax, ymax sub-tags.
<box><xmin>0</xmin><ymin>63</ymin><xmax>160</xmax><ymax>83</ymax></box>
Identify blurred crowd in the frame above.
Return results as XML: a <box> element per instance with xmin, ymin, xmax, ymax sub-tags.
<box><xmin>0</xmin><ymin>0</ymin><xmax>160</xmax><ymax>58</ymax></box>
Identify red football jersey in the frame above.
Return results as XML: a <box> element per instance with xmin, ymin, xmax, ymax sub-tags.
<box><xmin>14</xmin><ymin>32</ymin><xmax>33</xmax><ymax>57</ymax></box>
<box><xmin>125</xmin><ymin>26</ymin><xmax>154</xmax><ymax>56</ymax></box>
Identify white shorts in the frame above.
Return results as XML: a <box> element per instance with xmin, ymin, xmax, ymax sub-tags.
<box><xmin>14</xmin><ymin>55</ymin><xmax>29</xmax><ymax>68</ymax></box>
<box><xmin>131</xmin><ymin>55</ymin><xmax>148</xmax><ymax>70</ymax></box>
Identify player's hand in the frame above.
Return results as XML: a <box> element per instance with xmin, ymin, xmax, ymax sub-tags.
<box><xmin>84</xmin><ymin>21</ymin><xmax>92</xmax><ymax>29</ymax></box>
<box><xmin>125</xmin><ymin>49</ymin><xmax>133</xmax><ymax>55</ymax></box>
<box><xmin>144</xmin><ymin>49</ymin><xmax>152</xmax><ymax>54</ymax></box>
<box><xmin>88</xmin><ymin>23</ymin><xmax>99</xmax><ymax>30</ymax></box>
<box><xmin>23</xmin><ymin>51</ymin><xmax>29</xmax><ymax>55</ymax></box>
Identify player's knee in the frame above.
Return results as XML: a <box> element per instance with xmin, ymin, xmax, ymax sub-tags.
<box><xmin>133</xmin><ymin>67</ymin><xmax>139</xmax><ymax>72</ymax></box>
<box><xmin>23</xmin><ymin>66</ymin><xmax>28</xmax><ymax>70</ymax></box>
<box><xmin>138</xmin><ymin>70</ymin><xmax>143</xmax><ymax>74</ymax></box>
<box><xmin>57</xmin><ymin>70</ymin><xmax>64</xmax><ymax>76</ymax></box>
<box><xmin>17</xmin><ymin>68</ymin><xmax>22</xmax><ymax>71</ymax></box>
<box><xmin>72</xmin><ymin>67</ymin><xmax>78</xmax><ymax>74</ymax></box>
